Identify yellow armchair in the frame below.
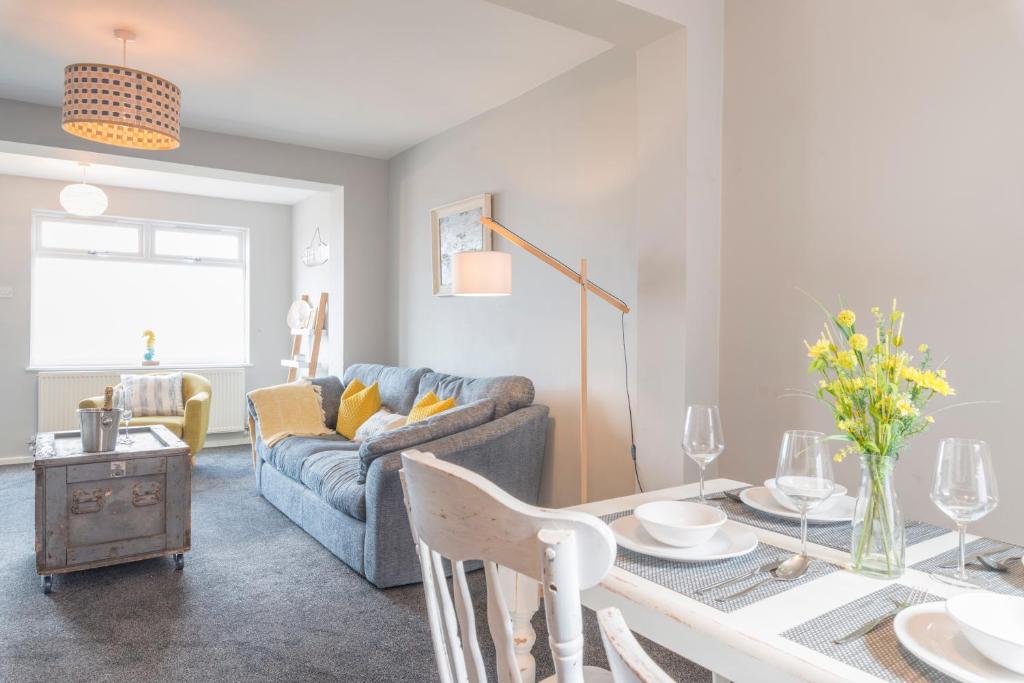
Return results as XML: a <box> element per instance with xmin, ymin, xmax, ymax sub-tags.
<box><xmin>79</xmin><ymin>372</ymin><xmax>212</xmax><ymax>462</ymax></box>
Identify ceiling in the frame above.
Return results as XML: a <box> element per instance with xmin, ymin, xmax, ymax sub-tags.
<box><xmin>0</xmin><ymin>150</ymin><xmax>326</xmax><ymax>204</ymax></box>
<box><xmin>0</xmin><ymin>0</ymin><xmax>631</xmax><ymax>158</ymax></box>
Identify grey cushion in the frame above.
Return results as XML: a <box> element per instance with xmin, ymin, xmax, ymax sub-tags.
<box><xmin>417</xmin><ymin>372</ymin><xmax>534</xmax><ymax>418</ymax></box>
<box><xmin>260</xmin><ymin>433</ymin><xmax>357</xmax><ymax>481</ymax></box>
<box><xmin>357</xmin><ymin>399</ymin><xmax>496</xmax><ymax>481</ymax></box>
<box><xmin>309</xmin><ymin>376</ymin><xmax>344</xmax><ymax>431</ymax></box>
<box><xmin>301</xmin><ymin>451</ymin><xmax>366</xmax><ymax>521</ymax></box>
<box><xmin>343</xmin><ymin>364</ymin><xmax>432</xmax><ymax>415</ymax></box>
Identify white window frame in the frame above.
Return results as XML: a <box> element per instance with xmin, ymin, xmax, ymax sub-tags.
<box><xmin>30</xmin><ymin>209</ymin><xmax>251</xmax><ymax>369</ymax></box>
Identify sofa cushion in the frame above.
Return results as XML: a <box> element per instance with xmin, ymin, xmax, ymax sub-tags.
<box><xmin>309</xmin><ymin>376</ymin><xmax>344</xmax><ymax>431</ymax></box>
<box><xmin>301</xmin><ymin>451</ymin><xmax>366</xmax><ymax>521</ymax></box>
<box><xmin>357</xmin><ymin>398</ymin><xmax>496</xmax><ymax>481</ymax></box>
<box><xmin>260</xmin><ymin>433</ymin><xmax>358</xmax><ymax>481</ymax></box>
<box><xmin>343</xmin><ymin>364</ymin><xmax>431</xmax><ymax>415</ymax></box>
<box><xmin>417</xmin><ymin>372</ymin><xmax>534</xmax><ymax>418</ymax></box>
<box><xmin>130</xmin><ymin>415</ymin><xmax>184</xmax><ymax>437</ymax></box>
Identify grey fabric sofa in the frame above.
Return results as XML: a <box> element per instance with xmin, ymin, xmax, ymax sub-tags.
<box><xmin>248</xmin><ymin>364</ymin><xmax>548</xmax><ymax>588</ymax></box>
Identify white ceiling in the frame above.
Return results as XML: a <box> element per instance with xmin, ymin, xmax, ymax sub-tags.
<box><xmin>0</xmin><ymin>0</ymin><xmax>616</xmax><ymax>158</ymax></box>
<box><xmin>0</xmin><ymin>150</ymin><xmax>324</xmax><ymax>204</ymax></box>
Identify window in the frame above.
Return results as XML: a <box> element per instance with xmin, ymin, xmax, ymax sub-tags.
<box><xmin>31</xmin><ymin>211</ymin><xmax>249</xmax><ymax>368</ymax></box>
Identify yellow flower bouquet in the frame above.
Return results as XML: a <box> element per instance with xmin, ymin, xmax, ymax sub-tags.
<box><xmin>804</xmin><ymin>299</ymin><xmax>955</xmax><ymax>577</ymax></box>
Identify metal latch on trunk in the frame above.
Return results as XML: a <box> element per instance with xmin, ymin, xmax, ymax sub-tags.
<box><xmin>131</xmin><ymin>481</ymin><xmax>161</xmax><ymax>507</ymax></box>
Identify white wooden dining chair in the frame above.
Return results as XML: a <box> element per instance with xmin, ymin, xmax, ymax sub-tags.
<box><xmin>596</xmin><ymin>608</ymin><xmax>675</xmax><ymax>683</ymax></box>
<box><xmin>399</xmin><ymin>449</ymin><xmax>618</xmax><ymax>683</ymax></box>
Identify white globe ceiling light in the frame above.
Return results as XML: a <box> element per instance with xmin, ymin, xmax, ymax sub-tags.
<box><xmin>60</xmin><ymin>163</ymin><xmax>108</xmax><ymax>217</ymax></box>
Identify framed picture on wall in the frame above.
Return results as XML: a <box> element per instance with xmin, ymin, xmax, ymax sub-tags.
<box><xmin>431</xmin><ymin>193</ymin><xmax>492</xmax><ymax>296</ymax></box>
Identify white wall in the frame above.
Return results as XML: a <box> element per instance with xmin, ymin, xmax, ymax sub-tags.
<box><xmin>292</xmin><ymin>189</ymin><xmax>344</xmax><ymax>376</ymax></box>
<box><xmin>390</xmin><ymin>48</ymin><xmax>639</xmax><ymax>507</ymax></box>
<box><xmin>0</xmin><ymin>97</ymin><xmax>393</xmax><ymax>372</ymax></box>
<box><xmin>624</xmin><ymin>0</ymin><xmax>725</xmax><ymax>487</ymax></box>
<box><xmin>721</xmin><ymin>0</ymin><xmax>1024</xmax><ymax>541</ymax></box>
<box><xmin>0</xmin><ymin>173</ymin><xmax>292</xmax><ymax>459</ymax></box>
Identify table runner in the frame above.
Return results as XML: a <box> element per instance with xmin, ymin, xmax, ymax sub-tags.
<box><xmin>781</xmin><ymin>584</ymin><xmax>954</xmax><ymax>683</ymax></box>
<box><xmin>693</xmin><ymin>490</ymin><xmax>948</xmax><ymax>553</ymax></box>
<box><xmin>600</xmin><ymin>510</ymin><xmax>839</xmax><ymax>613</ymax></box>
<box><xmin>911</xmin><ymin>538</ymin><xmax>1024</xmax><ymax>595</ymax></box>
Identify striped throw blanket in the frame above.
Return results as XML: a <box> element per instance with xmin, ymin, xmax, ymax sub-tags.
<box><xmin>121</xmin><ymin>373</ymin><xmax>185</xmax><ymax>417</ymax></box>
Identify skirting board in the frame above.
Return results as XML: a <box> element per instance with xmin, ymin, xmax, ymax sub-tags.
<box><xmin>0</xmin><ymin>433</ymin><xmax>251</xmax><ymax>467</ymax></box>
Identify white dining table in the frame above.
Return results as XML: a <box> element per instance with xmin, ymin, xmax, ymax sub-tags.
<box><xmin>507</xmin><ymin>477</ymin><xmax>987</xmax><ymax>683</ymax></box>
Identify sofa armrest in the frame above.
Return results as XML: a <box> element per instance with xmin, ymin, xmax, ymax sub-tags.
<box><xmin>361</xmin><ymin>404</ymin><xmax>548</xmax><ymax>587</ymax></box>
<box><xmin>79</xmin><ymin>396</ymin><xmax>105</xmax><ymax>409</ymax></box>
<box><xmin>183</xmin><ymin>390</ymin><xmax>211</xmax><ymax>455</ymax></box>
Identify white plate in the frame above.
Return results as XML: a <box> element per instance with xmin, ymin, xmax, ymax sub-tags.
<box><xmin>894</xmin><ymin>603</ymin><xmax>1024</xmax><ymax>683</ymax></box>
<box><xmin>610</xmin><ymin>515</ymin><xmax>758</xmax><ymax>562</ymax></box>
<box><xmin>740</xmin><ymin>486</ymin><xmax>855</xmax><ymax>524</ymax></box>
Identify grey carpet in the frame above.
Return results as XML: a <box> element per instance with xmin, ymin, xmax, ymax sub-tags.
<box><xmin>0</xmin><ymin>446</ymin><xmax>709</xmax><ymax>683</ymax></box>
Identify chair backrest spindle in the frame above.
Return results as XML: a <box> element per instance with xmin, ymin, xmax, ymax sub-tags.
<box><xmin>400</xmin><ymin>449</ymin><xmax>617</xmax><ymax>683</ymax></box>
<box><xmin>597</xmin><ymin>608</ymin><xmax>676</xmax><ymax>683</ymax></box>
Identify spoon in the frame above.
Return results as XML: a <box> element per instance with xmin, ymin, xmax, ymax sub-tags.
<box><xmin>714</xmin><ymin>554</ymin><xmax>812</xmax><ymax>602</ymax></box>
<box><xmin>977</xmin><ymin>555</ymin><xmax>1022</xmax><ymax>572</ymax></box>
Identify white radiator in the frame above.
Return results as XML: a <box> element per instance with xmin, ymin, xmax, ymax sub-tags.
<box><xmin>37</xmin><ymin>369</ymin><xmax>247</xmax><ymax>434</ymax></box>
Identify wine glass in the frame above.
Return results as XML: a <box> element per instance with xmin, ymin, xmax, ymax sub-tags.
<box><xmin>776</xmin><ymin>430</ymin><xmax>834</xmax><ymax>557</ymax></box>
<box><xmin>930</xmin><ymin>438</ymin><xmax>998</xmax><ymax>585</ymax></box>
<box><xmin>115</xmin><ymin>385</ymin><xmax>134</xmax><ymax>446</ymax></box>
<box><xmin>682</xmin><ymin>405</ymin><xmax>724</xmax><ymax>504</ymax></box>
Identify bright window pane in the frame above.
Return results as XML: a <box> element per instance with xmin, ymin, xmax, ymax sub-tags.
<box><xmin>154</xmin><ymin>229</ymin><xmax>240</xmax><ymax>260</ymax></box>
<box><xmin>39</xmin><ymin>219</ymin><xmax>139</xmax><ymax>253</ymax></box>
<box><xmin>32</xmin><ymin>258</ymin><xmax>245</xmax><ymax>366</ymax></box>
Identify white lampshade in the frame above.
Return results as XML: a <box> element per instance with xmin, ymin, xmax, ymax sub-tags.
<box><xmin>452</xmin><ymin>250</ymin><xmax>511</xmax><ymax>296</ymax></box>
<box><xmin>59</xmin><ymin>182</ymin><xmax>108</xmax><ymax>217</ymax></box>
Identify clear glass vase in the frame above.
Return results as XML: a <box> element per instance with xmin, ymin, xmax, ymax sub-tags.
<box><xmin>851</xmin><ymin>453</ymin><xmax>905</xmax><ymax>578</ymax></box>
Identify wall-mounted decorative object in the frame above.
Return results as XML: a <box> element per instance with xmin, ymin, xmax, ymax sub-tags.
<box><xmin>301</xmin><ymin>227</ymin><xmax>330</xmax><ymax>267</ymax></box>
<box><xmin>141</xmin><ymin>329</ymin><xmax>159</xmax><ymax>366</ymax></box>
<box><xmin>59</xmin><ymin>163</ymin><xmax>108</xmax><ymax>217</ymax></box>
<box><xmin>431</xmin><ymin>194</ymin><xmax>492</xmax><ymax>296</ymax></box>
<box><xmin>62</xmin><ymin>28</ymin><xmax>181</xmax><ymax>151</ymax></box>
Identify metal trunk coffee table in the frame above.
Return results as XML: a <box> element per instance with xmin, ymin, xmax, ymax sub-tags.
<box><xmin>33</xmin><ymin>425</ymin><xmax>191</xmax><ymax>594</ymax></box>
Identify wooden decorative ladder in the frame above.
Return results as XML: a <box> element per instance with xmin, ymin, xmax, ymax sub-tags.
<box><xmin>281</xmin><ymin>292</ymin><xmax>327</xmax><ymax>381</ymax></box>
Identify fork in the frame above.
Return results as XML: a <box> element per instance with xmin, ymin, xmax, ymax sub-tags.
<box><xmin>938</xmin><ymin>544</ymin><xmax>1014</xmax><ymax>569</ymax></box>
<box><xmin>707</xmin><ymin>487</ymin><xmax>750</xmax><ymax>504</ymax></box>
<box><xmin>832</xmin><ymin>585</ymin><xmax>925</xmax><ymax>645</ymax></box>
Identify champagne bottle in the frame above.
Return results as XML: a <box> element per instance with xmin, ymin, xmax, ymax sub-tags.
<box><xmin>103</xmin><ymin>385</ymin><xmax>114</xmax><ymax>411</ymax></box>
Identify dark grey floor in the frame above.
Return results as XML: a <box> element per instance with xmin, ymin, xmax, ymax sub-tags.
<box><xmin>0</xmin><ymin>446</ymin><xmax>708</xmax><ymax>682</ymax></box>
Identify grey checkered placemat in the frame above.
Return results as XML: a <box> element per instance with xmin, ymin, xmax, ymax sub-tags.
<box><xmin>694</xmin><ymin>490</ymin><xmax>948</xmax><ymax>553</ymax></box>
<box><xmin>601</xmin><ymin>510</ymin><xmax>839</xmax><ymax>613</ymax></box>
<box><xmin>912</xmin><ymin>538</ymin><xmax>1024</xmax><ymax>595</ymax></box>
<box><xmin>782</xmin><ymin>585</ymin><xmax>954</xmax><ymax>682</ymax></box>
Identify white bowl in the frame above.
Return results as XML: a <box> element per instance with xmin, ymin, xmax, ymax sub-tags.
<box><xmin>947</xmin><ymin>593</ymin><xmax>1024</xmax><ymax>674</ymax></box>
<box><xmin>764</xmin><ymin>478</ymin><xmax>847</xmax><ymax>512</ymax></box>
<box><xmin>633</xmin><ymin>501</ymin><xmax>727</xmax><ymax>548</ymax></box>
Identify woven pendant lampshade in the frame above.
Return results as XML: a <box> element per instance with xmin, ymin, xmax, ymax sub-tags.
<box><xmin>61</xmin><ymin>29</ymin><xmax>181</xmax><ymax>151</ymax></box>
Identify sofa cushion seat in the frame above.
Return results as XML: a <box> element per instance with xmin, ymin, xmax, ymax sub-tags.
<box><xmin>301</xmin><ymin>450</ymin><xmax>366</xmax><ymax>521</ymax></box>
<box><xmin>129</xmin><ymin>415</ymin><xmax>185</xmax><ymax>437</ymax></box>
<box><xmin>260</xmin><ymin>433</ymin><xmax>358</xmax><ymax>481</ymax></box>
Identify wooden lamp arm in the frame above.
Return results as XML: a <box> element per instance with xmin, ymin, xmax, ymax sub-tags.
<box><xmin>480</xmin><ymin>217</ymin><xmax>630</xmax><ymax>314</ymax></box>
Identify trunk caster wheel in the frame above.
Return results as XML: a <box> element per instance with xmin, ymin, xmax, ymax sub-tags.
<box><xmin>41</xmin><ymin>575</ymin><xmax>53</xmax><ymax>594</ymax></box>
<box><xmin>174</xmin><ymin>553</ymin><xmax>184</xmax><ymax>570</ymax></box>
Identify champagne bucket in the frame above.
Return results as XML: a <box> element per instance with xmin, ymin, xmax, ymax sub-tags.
<box><xmin>78</xmin><ymin>408</ymin><xmax>122</xmax><ymax>453</ymax></box>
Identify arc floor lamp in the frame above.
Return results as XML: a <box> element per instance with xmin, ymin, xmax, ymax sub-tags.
<box><xmin>452</xmin><ymin>217</ymin><xmax>630</xmax><ymax>503</ymax></box>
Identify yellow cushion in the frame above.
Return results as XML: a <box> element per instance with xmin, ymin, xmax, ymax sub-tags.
<box><xmin>407</xmin><ymin>392</ymin><xmax>456</xmax><ymax>424</ymax></box>
<box><xmin>337</xmin><ymin>381</ymin><xmax>381</xmax><ymax>439</ymax></box>
<box><xmin>342</xmin><ymin>379</ymin><xmax>365</xmax><ymax>400</ymax></box>
<box><xmin>129</xmin><ymin>415</ymin><xmax>185</xmax><ymax>437</ymax></box>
